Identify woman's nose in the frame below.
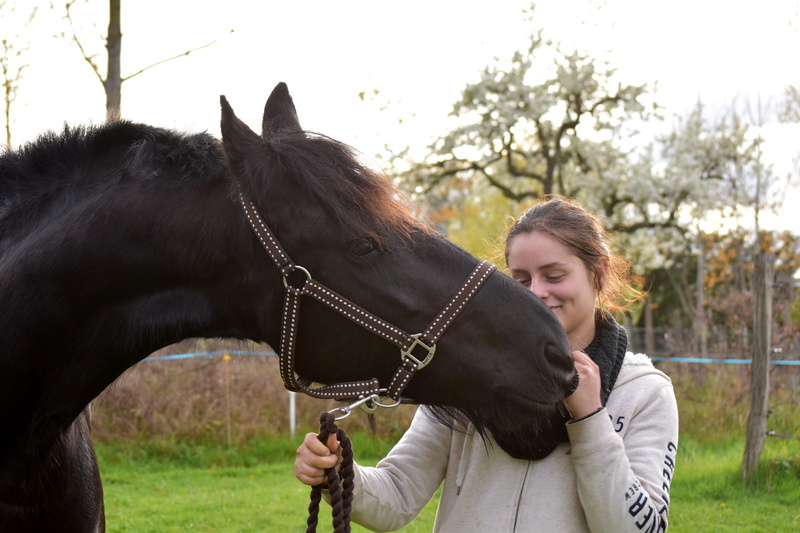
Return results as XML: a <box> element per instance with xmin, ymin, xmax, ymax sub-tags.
<box><xmin>529</xmin><ymin>279</ymin><xmax>548</xmax><ymax>300</ymax></box>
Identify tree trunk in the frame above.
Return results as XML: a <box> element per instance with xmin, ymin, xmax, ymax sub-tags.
<box><xmin>104</xmin><ymin>0</ymin><xmax>121</xmax><ymax>121</ymax></box>
<box><xmin>4</xmin><ymin>79</ymin><xmax>11</xmax><ymax>148</ymax></box>
<box><xmin>694</xmin><ymin>232</ymin><xmax>708</xmax><ymax>357</ymax></box>
<box><xmin>742</xmin><ymin>253</ymin><xmax>774</xmax><ymax>480</ymax></box>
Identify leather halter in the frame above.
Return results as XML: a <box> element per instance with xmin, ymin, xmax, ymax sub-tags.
<box><xmin>239</xmin><ymin>191</ymin><xmax>497</xmax><ymax>402</ymax></box>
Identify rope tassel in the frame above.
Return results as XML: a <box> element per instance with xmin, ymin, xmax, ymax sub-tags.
<box><xmin>306</xmin><ymin>412</ymin><xmax>354</xmax><ymax>533</ymax></box>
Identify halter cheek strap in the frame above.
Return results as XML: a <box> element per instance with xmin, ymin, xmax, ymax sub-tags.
<box><xmin>240</xmin><ymin>192</ymin><xmax>496</xmax><ymax>402</ymax></box>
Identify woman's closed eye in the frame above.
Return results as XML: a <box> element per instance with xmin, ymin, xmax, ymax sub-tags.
<box><xmin>512</xmin><ymin>276</ymin><xmax>531</xmax><ymax>287</ymax></box>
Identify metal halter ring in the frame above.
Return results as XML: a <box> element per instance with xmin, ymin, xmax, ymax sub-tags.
<box><xmin>282</xmin><ymin>265</ymin><xmax>312</xmax><ymax>290</ymax></box>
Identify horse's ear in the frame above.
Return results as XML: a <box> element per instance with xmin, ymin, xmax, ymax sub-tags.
<box><xmin>262</xmin><ymin>82</ymin><xmax>301</xmax><ymax>138</ymax></box>
<box><xmin>220</xmin><ymin>95</ymin><xmax>266</xmax><ymax>184</ymax></box>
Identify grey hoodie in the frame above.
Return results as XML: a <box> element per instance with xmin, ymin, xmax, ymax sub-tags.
<box><xmin>347</xmin><ymin>352</ymin><xmax>678</xmax><ymax>532</ymax></box>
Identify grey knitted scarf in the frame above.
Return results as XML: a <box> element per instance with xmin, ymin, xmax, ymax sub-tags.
<box><xmin>488</xmin><ymin>312</ymin><xmax>628</xmax><ymax>461</ymax></box>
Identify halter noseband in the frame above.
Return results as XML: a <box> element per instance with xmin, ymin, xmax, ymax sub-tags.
<box><xmin>239</xmin><ymin>192</ymin><xmax>496</xmax><ymax>404</ymax></box>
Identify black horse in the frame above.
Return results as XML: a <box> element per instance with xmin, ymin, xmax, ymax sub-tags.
<box><xmin>0</xmin><ymin>83</ymin><xmax>574</xmax><ymax>532</ymax></box>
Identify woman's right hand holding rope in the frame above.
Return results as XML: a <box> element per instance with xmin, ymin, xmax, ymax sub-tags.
<box><xmin>295</xmin><ymin>431</ymin><xmax>342</xmax><ymax>486</ymax></box>
<box><xmin>298</xmin><ymin>413</ymin><xmax>354</xmax><ymax>533</ymax></box>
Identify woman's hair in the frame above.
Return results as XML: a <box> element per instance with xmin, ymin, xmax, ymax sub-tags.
<box><xmin>504</xmin><ymin>195</ymin><xmax>642</xmax><ymax>314</ymax></box>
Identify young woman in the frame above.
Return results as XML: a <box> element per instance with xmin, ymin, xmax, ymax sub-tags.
<box><xmin>294</xmin><ymin>196</ymin><xmax>679</xmax><ymax>532</ymax></box>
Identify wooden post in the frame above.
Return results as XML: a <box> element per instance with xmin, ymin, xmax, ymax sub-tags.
<box><xmin>695</xmin><ymin>232</ymin><xmax>708</xmax><ymax>357</ymax></box>
<box><xmin>742</xmin><ymin>253</ymin><xmax>774</xmax><ymax>480</ymax></box>
<box><xmin>645</xmin><ymin>295</ymin><xmax>656</xmax><ymax>356</ymax></box>
<box><xmin>223</xmin><ymin>352</ymin><xmax>232</xmax><ymax>448</ymax></box>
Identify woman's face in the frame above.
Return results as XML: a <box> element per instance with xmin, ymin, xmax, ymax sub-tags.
<box><xmin>507</xmin><ymin>230</ymin><xmax>601</xmax><ymax>350</ymax></box>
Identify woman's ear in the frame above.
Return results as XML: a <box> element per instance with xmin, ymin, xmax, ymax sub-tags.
<box><xmin>596</xmin><ymin>257</ymin><xmax>610</xmax><ymax>290</ymax></box>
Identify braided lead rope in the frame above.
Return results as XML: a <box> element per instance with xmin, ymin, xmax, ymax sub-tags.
<box><xmin>306</xmin><ymin>412</ymin><xmax>354</xmax><ymax>533</ymax></box>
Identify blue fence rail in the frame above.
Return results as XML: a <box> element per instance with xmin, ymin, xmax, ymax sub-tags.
<box><xmin>142</xmin><ymin>350</ymin><xmax>800</xmax><ymax>366</ymax></box>
<box><xmin>137</xmin><ymin>350</ymin><xmax>798</xmax><ymax>439</ymax></box>
<box><xmin>143</xmin><ymin>350</ymin><xmax>278</xmax><ymax>362</ymax></box>
<box><xmin>651</xmin><ymin>356</ymin><xmax>800</xmax><ymax>366</ymax></box>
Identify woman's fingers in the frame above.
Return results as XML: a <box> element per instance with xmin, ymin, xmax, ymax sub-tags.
<box><xmin>565</xmin><ymin>350</ymin><xmax>603</xmax><ymax>420</ymax></box>
<box><xmin>294</xmin><ymin>432</ymin><xmax>342</xmax><ymax>486</ymax></box>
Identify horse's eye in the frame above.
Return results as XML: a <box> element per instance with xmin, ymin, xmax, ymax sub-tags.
<box><xmin>350</xmin><ymin>239</ymin><xmax>376</xmax><ymax>257</ymax></box>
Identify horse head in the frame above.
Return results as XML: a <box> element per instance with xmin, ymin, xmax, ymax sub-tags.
<box><xmin>220</xmin><ymin>83</ymin><xmax>576</xmax><ymax>434</ymax></box>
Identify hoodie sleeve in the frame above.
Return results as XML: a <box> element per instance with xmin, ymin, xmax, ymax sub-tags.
<box><xmin>566</xmin><ymin>372</ymin><xmax>679</xmax><ymax>533</ymax></box>
<box><xmin>347</xmin><ymin>408</ymin><xmax>451</xmax><ymax>532</ymax></box>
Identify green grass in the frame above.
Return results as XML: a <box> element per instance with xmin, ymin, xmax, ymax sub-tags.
<box><xmin>96</xmin><ymin>432</ymin><xmax>799</xmax><ymax>532</ymax></box>
<box><xmin>97</xmin><ymin>433</ymin><xmax>438</xmax><ymax>532</ymax></box>
<box><xmin>668</xmin><ymin>437</ymin><xmax>800</xmax><ymax>532</ymax></box>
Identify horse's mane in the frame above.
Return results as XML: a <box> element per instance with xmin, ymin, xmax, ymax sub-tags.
<box><xmin>263</xmin><ymin>131</ymin><xmax>427</xmax><ymax>246</ymax></box>
<box><xmin>1</xmin><ymin>120</ymin><xmax>427</xmax><ymax>247</ymax></box>
<box><xmin>1</xmin><ymin>121</ymin><xmax>224</xmax><ymax>195</ymax></box>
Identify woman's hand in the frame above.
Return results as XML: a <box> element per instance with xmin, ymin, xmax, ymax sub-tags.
<box><xmin>294</xmin><ymin>432</ymin><xmax>342</xmax><ymax>487</ymax></box>
<box><xmin>565</xmin><ymin>350</ymin><xmax>603</xmax><ymax>420</ymax></box>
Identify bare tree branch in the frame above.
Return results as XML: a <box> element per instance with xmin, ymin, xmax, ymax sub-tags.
<box><xmin>122</xmin><ymin>29</ymin><xmax>234</xmax><ymax>82</ymax></box>
<box><xmin>65</xmin><ymin>0</ymin><xmax>104</xmax><ymax>86</ymax></box>
<box><xmin>2</xmin><ymin>0</ymin><xmax>39</xmax><ymax>147</ymax></box>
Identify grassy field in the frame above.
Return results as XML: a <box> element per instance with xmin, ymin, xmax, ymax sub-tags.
<box><xmin>96</xmin><ymin>431</ymin><xmax>800</xmax><ymax>532</ymax></box>
<box><xmin>90</xmin><ymin>350</ymin><xmax>800</xmax><ymax>531</ymax></box>
<box><xmin>669</xmin><ymin>438</ymin><xmax>799</xmax><ymax>532</ymax></box>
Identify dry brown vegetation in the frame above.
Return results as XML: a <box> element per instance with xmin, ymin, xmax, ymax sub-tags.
<box><xmin>658</xmin><ymin>361</ymin><xmax>799</xmax><ymax>442</ymax></box>
<box><xmin>91</xmin><ymin>339</ymin><xmax>418</xmax><ymax>445</ymax></box>
<box><xmin>91</xmin><ymin>339</ymin><xmax>799</xmax><ymax>446</ymax></box>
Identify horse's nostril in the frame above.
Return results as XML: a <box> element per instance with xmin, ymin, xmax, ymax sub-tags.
<box><xmin>569</xmin><ymin>368</ymin><xmax>580</xmax><ymax>394</ymax></box>
<box><xmin>545</xmin><ymin>341</ymin><xmax>574</xmax><ymax>372</ymax></box>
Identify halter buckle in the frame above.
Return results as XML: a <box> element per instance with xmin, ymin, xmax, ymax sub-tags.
<box><xmin>401</xmin><ymin>334</ymin><xmax>436</xmax><ymax>369</ymax></box>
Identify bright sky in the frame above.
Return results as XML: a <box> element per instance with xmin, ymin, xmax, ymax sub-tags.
<box><xmin>5</xmin><ymin>0</ymin><xmax>800</xmax><ymax>230</ymax></box>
